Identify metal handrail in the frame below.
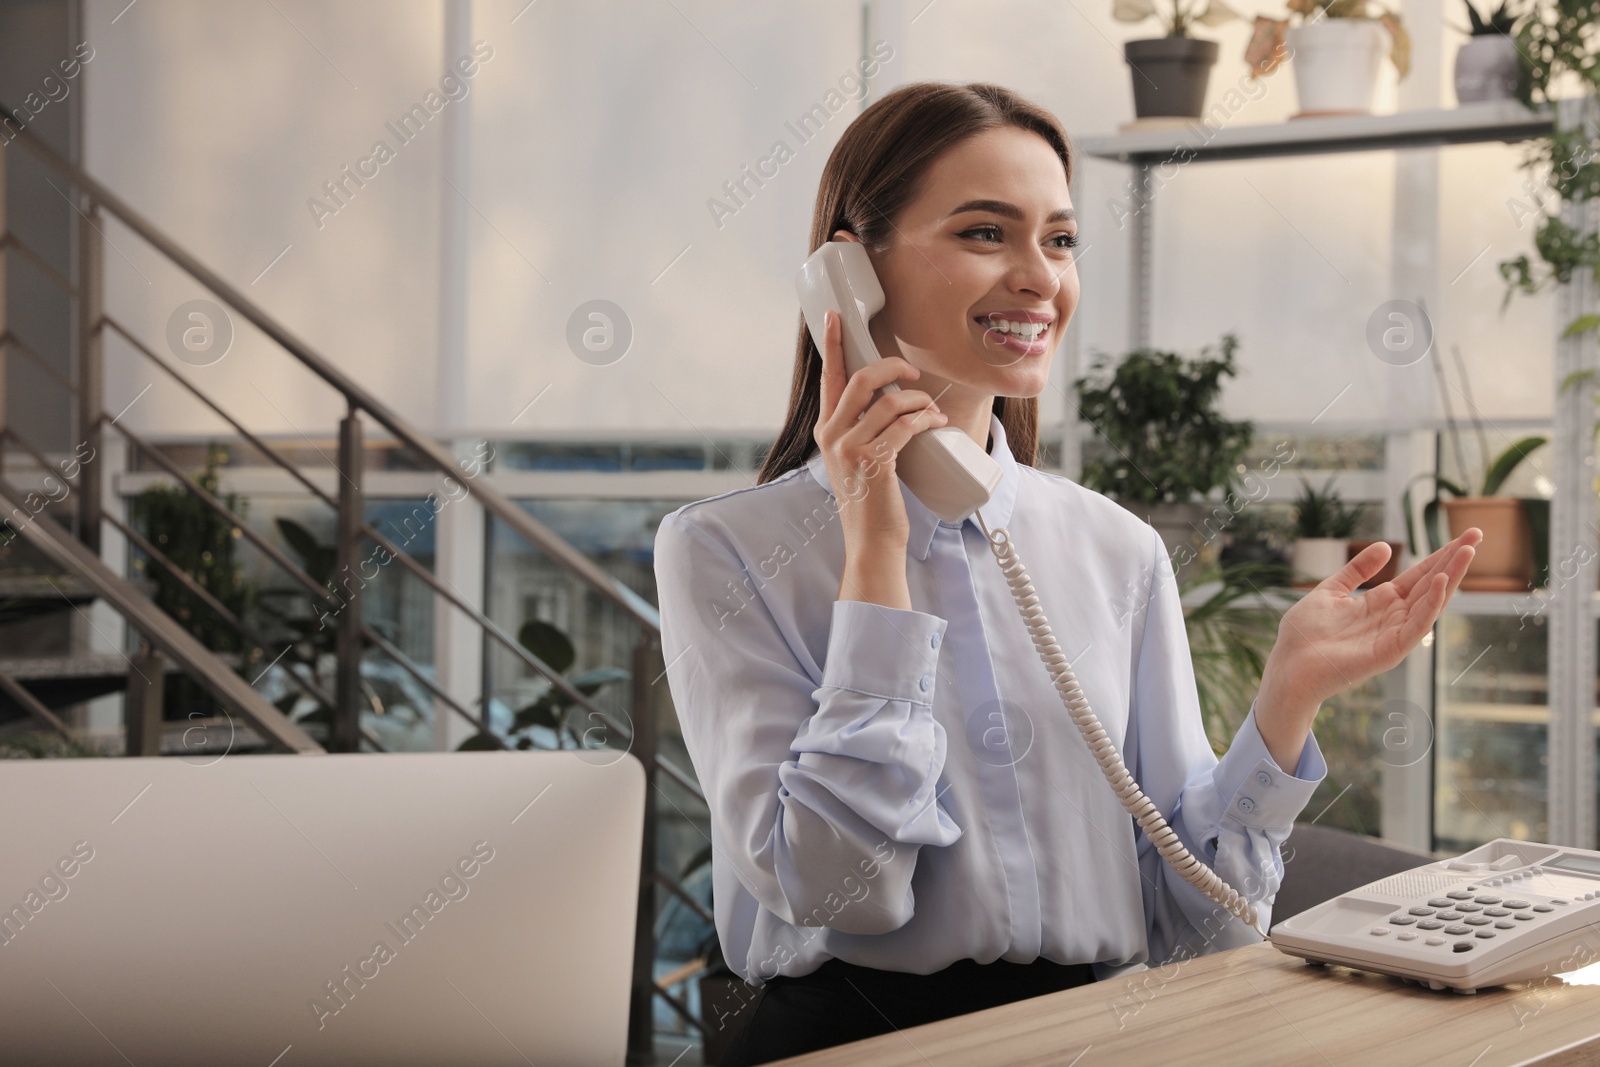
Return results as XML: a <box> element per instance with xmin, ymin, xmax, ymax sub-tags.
<box><xmin>0</xmin><ymin>102</ymin><xmax>660</xmax><ymax>634</ymax></box>
<box><xmin>0</xmin><ymin>97</ymin><xmax>709</xmax><ymax>1059</ymax></box>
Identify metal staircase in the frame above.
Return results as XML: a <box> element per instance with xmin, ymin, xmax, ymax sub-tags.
<box><xmin>0</xmin><ymin>101</ymin><xmax>711</xmax><ymax>1061</ymax></box>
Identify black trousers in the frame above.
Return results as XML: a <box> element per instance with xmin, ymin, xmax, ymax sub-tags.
<box><xmin>717</xmin><ymin>955</ymin><xmax>1098</xmax><ymax>1066</ymax></box>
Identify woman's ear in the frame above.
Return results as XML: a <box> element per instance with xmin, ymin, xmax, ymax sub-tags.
<box><xmin>831</xmin><ymin>229</ymin><xmax>861</xmax><ymax>244</ymax></box>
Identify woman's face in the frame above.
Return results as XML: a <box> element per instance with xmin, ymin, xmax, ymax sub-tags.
<box><xmin>838</xmin><ymin>125</ymin><xmax>1079</xmax><ymax>406</ymax></box>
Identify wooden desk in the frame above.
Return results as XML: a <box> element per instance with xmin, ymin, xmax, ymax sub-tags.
<box><xmin>770</xmin><ymin>942</ymin><xmax>1600</xmax><ymax>1066</ymax></box>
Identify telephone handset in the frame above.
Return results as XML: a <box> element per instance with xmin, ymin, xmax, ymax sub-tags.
<box><xmin>795</xmin><ymin>241</ymin><xmax>1266</xmax><ymax>937</ymax></box>
<box><xmin>796</xmin><ymin>241</ymin><xmax>1004</xmax><ymax>524</ymax></box>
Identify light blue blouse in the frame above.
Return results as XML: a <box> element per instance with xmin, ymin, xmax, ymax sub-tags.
<box><xmin>653</xmin><ymin>413</ymin><xmax>1327</xmax><ymax>986</ymax></box>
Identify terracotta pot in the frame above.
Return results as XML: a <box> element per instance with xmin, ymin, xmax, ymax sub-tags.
<box><xmin>1346</xmin><ymin>539</ymin><xmax>1403</xmax><ymax>588</ymax></box>
<box><xmin>1287</xmin><ymin>19</ymin><xmax>1386</xmax><ymax>117</ymax></box>
<box><xmin>1291</xmin><ymin>537</ymin><xmax>1349</xmax><ymax>587</ymax></box>
<box><xmin>1441</xmin><ymin>497</ymin><xmax>1533</xmax><ymax>592</ymax></box>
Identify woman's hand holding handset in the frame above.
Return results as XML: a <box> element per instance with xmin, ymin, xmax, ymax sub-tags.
<box><xmin>812</xmin><ymin>309</ymin><xmax>947</xmax><ymax>610</ymax></box>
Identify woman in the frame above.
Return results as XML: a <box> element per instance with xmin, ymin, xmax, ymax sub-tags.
<box><xmin>653</xmin><ymin>81</ymin><xmax>1480</xmax><ymax>1064</ymax></box>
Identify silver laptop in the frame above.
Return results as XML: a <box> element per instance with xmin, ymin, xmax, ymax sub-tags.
<box><xmin>0</xmin><ymin>749</ymin><xmax>644</xmax><ymax>1066</ymax></box>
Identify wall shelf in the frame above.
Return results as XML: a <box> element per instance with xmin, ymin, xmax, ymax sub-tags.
<box><xmin>1077</xmin><ymin>101</ymin><xmax>1555</xmax><ymax>166</ymax></box>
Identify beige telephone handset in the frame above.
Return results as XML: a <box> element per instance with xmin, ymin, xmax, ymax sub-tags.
<box><xmin>796</xmin><ymin>241</ymin><xmax>1266</xmax><ymax>936</ymax></box>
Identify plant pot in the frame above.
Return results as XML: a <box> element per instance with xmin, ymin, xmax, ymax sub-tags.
<box><xmin>1117</xmin><ymin>499</ymin><xmax>1215</xmax><ymax>586</ymax></box>
<box><xmin>1124</xmin><ymin>37</ymin><xmax>1220</xmax><ymax>119</ymax></box>
<box><xmin>1346</xmin><ymin>539</ymin><xmax>1403</xmax><ymax>588</ymax></box>
<box><xmin>1286</xmin><ymin>19</ymin><xmax>1386</xmax><ymax>117</ymax></box>
<box><xmin>1291</xmin><ymin>537</ymin><xmax>1349</xmax><ymax>587</ymax></box>
<box><xmin>1454</xmin><ymin>35</ymin><xmax>1520</xmax><ymax>104</ymax></box>
<box><xmin>1441</xmin><ymin>496</ymin><xmax>1533</xmax><ymax>592</ymax></box>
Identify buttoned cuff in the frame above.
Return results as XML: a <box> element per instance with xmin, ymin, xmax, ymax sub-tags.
<box><xmin>819</xmin><ymin>599</ymin><xmax>948</xmax><ymax>705</ymax></box>
<box><xmin>1212</xmin><ymin>700</ymin><xmax>1327</xmax><ymax>831</ymax></box>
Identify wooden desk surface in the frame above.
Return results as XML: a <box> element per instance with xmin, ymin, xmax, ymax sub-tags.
<box><xmin>769</xmin><ymin>942</ymin><xmax>1600</xmax><ymax>1066</ymax></box>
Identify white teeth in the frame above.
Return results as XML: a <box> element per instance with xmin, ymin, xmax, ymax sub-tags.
<box><xmin>983</xmin><ymin>318</ymin><xmax>1047</xmax><ymax>339</ymax></box>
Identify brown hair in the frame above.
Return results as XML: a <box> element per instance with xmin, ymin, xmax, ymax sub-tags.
<box><xmin>757</xmin><ymin>81</ymin><xmax>1074</xmax><ymax>485</ymax></box>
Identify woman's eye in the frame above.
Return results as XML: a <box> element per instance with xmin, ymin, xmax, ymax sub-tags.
<box><xmin>959</xmin><ymin>225</ymin><xmax>1080</xmax><ymax>251</ymax></box>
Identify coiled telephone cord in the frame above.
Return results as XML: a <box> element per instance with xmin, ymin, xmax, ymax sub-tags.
<box><xmin>974</xmin><ymin>511</ymin><xmax>1264</xmax><ymax>937</ymax></box>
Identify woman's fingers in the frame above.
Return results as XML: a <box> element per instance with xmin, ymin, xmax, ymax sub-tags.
<box><xmin>845</xmin><ymin>387</ymin><xmax>943</xmax><ymax>446</ymax></box>
<box><xmin>816</xmin><ymin>311</ymin><xmax>845</xmax><ymax>425</ymax></box>
<box><xmin>1391</xmin><ymin>528</ymin><xmax>1483</xmax><ymax>600</ymax></box>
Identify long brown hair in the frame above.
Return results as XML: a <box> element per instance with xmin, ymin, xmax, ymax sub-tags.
<box><xmin>757</xmin><ymin>81</ymin><xmax>1074</xmax><ymax>485</ymax></box>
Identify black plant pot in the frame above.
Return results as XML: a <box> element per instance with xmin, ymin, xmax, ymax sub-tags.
<box><xmin>1124</xmin><ymin>36</ymin><xmax>1219</xmax><ymax>119</ymax></box>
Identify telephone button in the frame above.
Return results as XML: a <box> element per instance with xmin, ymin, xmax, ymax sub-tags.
<box><xmin>1503</xmin><ymin>900</ymin><xmax>1531</xmax><ymax>909</ymax></box>
<box><xmin>1463</xmin><ymin>916</ymin><xmax>1492</xmax><ymax>926</ymax></box>
<box><xmin>1416</xmin><ymin>920</ymin><xmax>1445</xmax><ymax>930</ymax></box>
<box><xmin>1484</xmin><ymin>908</ymin><xmax>1510</xmax><ymax>917</ymax></box>
<box><xmin>1425</xmin><ymin>937</ymin><xmax>1446</xmax><ymax>946</ymax></box>
<box><xmin>1397</xmin><ymin>932</ymin><xmax>1418</xmax><ymax>941</ymax></box>
<box><xmin>1408</xmin><ymin>907</ymin><xmax>1436</xmax><ymax>917</ymax></box>
<box><xmin>1437</xmin><ymin>911</ymin><xmax>1463</xmax><ymax>921</ymax></box>
<box><xmin>1473</xmin><ymin>896</ymin><xmax>1501</xmax><ymax>905</ymax></box>
<box><xmin>1427</xmin><ymin>898</ymin><xmax>1453</xmax><ymax>908</ymax></box>
<box><xmin>1453</xmin><ymin>942</ymin><xmax>1475</xmax><ymax>952</ymax></box>
<box><xmin>1552</xmin><ymin>898</ymin><xmax>1571</xmax><ymax>905</ymax></box>
<box><xmin>1475</xmin><ymin>930</ymin><xmax>1497</xmax><ymax>939</ymax></box>
<box><xmin>1514</xmin><ymin>912</ymin><xmax>1536</xmax><ymax>921</ymax></box>
<box><xmin>1370</xmin><ymin>927</ymin><xmax>1390</xmax><ymax>936</ymax></box>
<box><xmin>1389</xmin><ymin>916</ymin><xmax>1417</xmax><ymax>926</ymax></box>
<box><xmin>1456</xmin><ymin>903</ymin><xmax>1483</xmax><ymax>912</ymax></box>
<box><xmin>1444</xmin><ymin>925</ymin><xmax>1472</xmax><ymax>935</ymax></box>
<box><xmin>1446</xmin><ymin>890</ymin><xmax>1474</xmax><ymax>900</ymax></box>
<box><xmin>1533</xmin><ymin>905</ymin><xmax>1554</xmax><ymax>913</ymax></box>
<box><xmin>1494</xmin><ymin>921</ymin><xmax>1516</xmax><ymax>929</ymax></box>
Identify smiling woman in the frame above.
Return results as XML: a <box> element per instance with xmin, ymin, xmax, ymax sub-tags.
<box><xmin>653</xmin><ymin>80</ymin><xmax>1478</xmax><ymax>1066</ymax></box>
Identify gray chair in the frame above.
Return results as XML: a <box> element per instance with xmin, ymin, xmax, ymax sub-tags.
<box><xmin>1271</xmin><ymin>823</ymin><xmax>1435</xmax><ymax>930</ymax></box>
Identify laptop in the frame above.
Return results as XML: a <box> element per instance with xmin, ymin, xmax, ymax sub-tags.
<box><xmin>0</xmin><ymin>749</ymin><xmax>644</xmax><ymax>1066</ymax></box>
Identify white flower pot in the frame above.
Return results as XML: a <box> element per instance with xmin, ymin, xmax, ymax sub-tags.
<box><xmin>1291</xmin><ymin>537</ymin><xmax>1349</xmax><ymax>586</ymax></box>
<box><xmin>1286</xmin><ymin>20</ymin><xmax>1386</xmax><ymax>117</ymax></box>
<box><xmin>1454</xmin><ymin>35</ymin><xmax>1520</xmax><ymax>104</ymax></box>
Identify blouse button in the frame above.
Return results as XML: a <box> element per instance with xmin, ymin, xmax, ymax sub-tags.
<box><xmin>1256</xmin><ymin>770</ymin><xmax>1272</xmax><ymax>786</ymax></box>
<box><xmin>930</xmin><ymin>632</ymin><xmax>941</xmax><ymax>650</ymax></box>
<box><xmin>918</xmin><ymin>674</ymin><xmax>931</xmax><ymax>692</ymax></box>
<box><xmin>1238</xmin><ymin>797</ymin><xmax>1257</xmax><ymax>814</ymax></box>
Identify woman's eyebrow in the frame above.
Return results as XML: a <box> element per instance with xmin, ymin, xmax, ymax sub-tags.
<box><xmin>946</xmin><ymin>199</ymin><xmax>1075</xmax><ymax>224</ymax></box>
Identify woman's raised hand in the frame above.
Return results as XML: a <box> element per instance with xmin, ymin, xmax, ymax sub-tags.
<box><xmin>813</xmin><ymin>309</ymin><xmax>945</xmax><ymax>607</ymax></box>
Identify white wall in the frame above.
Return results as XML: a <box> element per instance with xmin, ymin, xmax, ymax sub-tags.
<box><xmin>83</xmin><ymin>0</ymin><xmax>1557</xmax><ymax>443</ymax></box>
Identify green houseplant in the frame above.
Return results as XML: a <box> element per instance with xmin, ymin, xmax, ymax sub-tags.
<box><xmin>1498</xmin><ymin>0</ymin><xmax>1600</xmax><ymax>341</ymax></box>
<box><xmin>128</xmin><ymin>442</ymin><xmax>259</xmax><ymax>721</ymax></box>
<box><xmin>1402</xmin><ymin>437</ymin><xmax>1547</xmax><ymax>591</ymax></box>
<box><xmin>1074</xmin><ymin>333</ymin><xmax>1254</xmax><ymax>583</ymax></box>
<box><xmin>1112</xmin><ymin>0</ymin><xmax>1242</xmax><ymax>119</ymax></box>
<box><xmin>1289</xmin><ymin>477</ymin><xmax>1363</xmax><ymax>586</ymax></box>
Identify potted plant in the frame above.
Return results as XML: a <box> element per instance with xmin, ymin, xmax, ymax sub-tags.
<box><xmin>1402</xmin><ymin>437</ymin><xmax>1547</xmax><ymax>592</ymax></box>
<box><xmin>1113</xmin><ymin>0</ymin><xmax>1242</xmax><ymax>120</ymax></box>
<box><xmin>1453</xmin><ymin>0</ymin><xmax>1523</xmax><ymax>103</ymax></box>
<box><xmin>1074</xmin><ymin>333</ymin><xmax>1254</xmax><ymax>585</ymax></box>
<box><xmin>1244</xmin><ymin>0</ymin><xmax>1412</xmax><ymax>117</ymax></box>
<box><xmin>1497</xmin><ymin>0</ymin><xmax>1600</xmax><ymax>346</ymax></box>
<box><xmin>1289</xmin><ymin>477</ymin><xmax>1363</xmax><ymax>586</ymax></box>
